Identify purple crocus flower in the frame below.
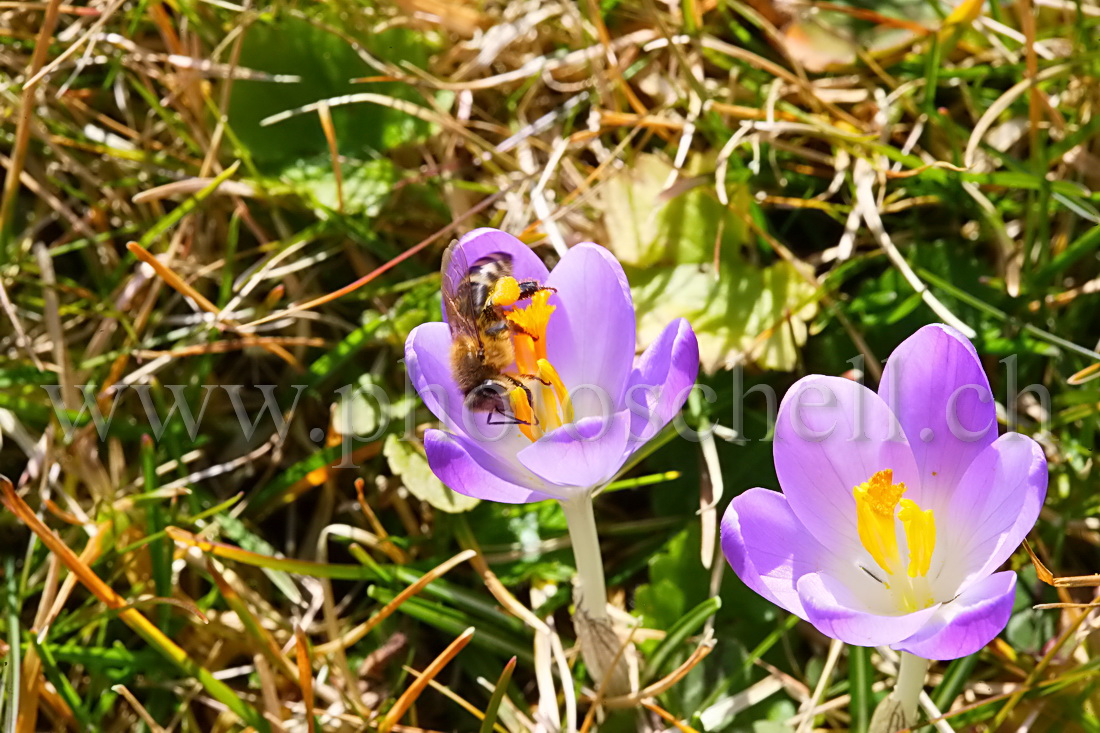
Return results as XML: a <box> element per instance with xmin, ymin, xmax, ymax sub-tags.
<box><xmin>721</xmin><ymin>325</ymin><xmax>1047</xmax><ymax>660</ymax></box>
<box><xmin>404</xmin><ymin>228</ymin><xmax>700</xmax><ymax>503</ymax></box>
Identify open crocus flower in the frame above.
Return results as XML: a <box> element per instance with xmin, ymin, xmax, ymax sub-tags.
<box><xmin>722</xmin><ymin>325</ymin><xmax>1047</xmax><ymax>660</ymax></box>
<box><xmin>404</xmin><ymin>228</ymin><xmax>699</xmax><ymax>504</ymax></box>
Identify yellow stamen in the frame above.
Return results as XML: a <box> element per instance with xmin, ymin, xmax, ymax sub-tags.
<box><xmin>506</xmin><ymin>290</ymin><xmax>567</xmax><ymax>442</ymax></box>
<box><xmin>509</xmin><ymin>387</ymin><xmax>538</xmax><ymax>442</ymax></box>
<box><xmin>512</xmin><ymin>333</ymin><xmax>538</xmax><ymax>376</ymax></box>
<box><xmin>898</xmin><ymin>499</ymin><xmax>936</xmax><ymax>578</ymax></box>
<box><xmin>853</xmin><ymin>469</ymin><xmax>906</xmax><ymax>575</ymax></box>
<box><xmin>537</xmin><ymin>359</ymin><xmax>574</xmax><ymax>425</ymax></box>
<box><xmin>488</xmin><ymin>276</ymin><xmax>521</xmax><ymax>307</ymax></box>
<box><xmin>506</xmin><ymin>290</ymin><xmax>555</xmax><ymax>361</ymax></box>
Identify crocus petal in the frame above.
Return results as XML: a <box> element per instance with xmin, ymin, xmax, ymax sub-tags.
<box><xmin>544</xmin><ymin>243</ymin><xmax>636</xmax><ymax>418</ymax></box>
<box><xmin>424</xmin><ymin>429</ymin><xmax>555</xmax><ymax>504</ymax></box>
<box><xmin>721</xmin><ymin>488</ymin><xmax>830</xmax><ymax>619</ymax></box>
<box><xmin>893</xmin><ymin>571</ymin><xmax>1017</xmax><ymax>660</ymax></box>
<box><xmin>935</xmin><ymin>434</ymin><xmax>1047</xmax><ymax>592</ymax></box>
<box><xmin>516</xmin><ymin>410</ymin><xmax>632</xmax><ymax>492</ymax></box>
<box><xmin>879</xmin><ymin>324</ymin><xmax>997</xmax><ymax>509</ymax></box>
<box><xmin>797</xmin><ymin>572</ymin><xmax>941</xmax><ymax>647</ymax></box>
<box><xmin>775</xmin><ymin>375</ymin><xmax>920</xmax><ymax>556</ymax></box>
<box><xmin>625</xmin><ymin>318</ymin><xmax>699</xmax><ymax>446</ymax></box>
<box><xmin>405</xmin><ymin>322</ymin><xmax>465</xmax><ymax>429</ymax></box>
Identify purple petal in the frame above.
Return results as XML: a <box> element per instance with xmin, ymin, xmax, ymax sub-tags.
<box><xmin>936</xmin><ymin>434</ymin><xmax>1047</xmax><ymax>591</ymax></box>
<box><xmin>879</xmin><ymin>325</ymin><xmax>997</xmax><ymax>509</ymax></box>
<box><xmin>720</xmin><ymin>488</ymin><xmax>829</xmax><ymax>619</ymax></box>
<box><xmin>775</xmin><ymin>375</ymin><xmax>920</xmax><ymax>556</ymax></box>
<box><xmin>625</xmin><ymin>318</ymin><xmax>699</xmax><ymax>446</ymax></box>
<box><xmin>797</xmin><ymin>572</ymin><xmax>941</xmax><ymax>647</ymax></box>
<box><xmin>544</xmin><ymin>243</ymin><xmax>636</xmax><ymax>418</ymax></box>
<box><xmin>516</xmin><ymin>410</ymin><xmax>632</xmax><ymax>492</ymax></box>
<box><xmin>424</xmin><ymin>430</ymin><xmax>555</xmax><ymax>504</ymax></box>
<box><xmin>893</xmin><ymin>571</ymin><xmax>1016</xmax><ymax>660</ymax></box>
<box><xmin>442</xmin><ymin>228</ymin><xmax>551</xmax><ymax>320</ymax></box>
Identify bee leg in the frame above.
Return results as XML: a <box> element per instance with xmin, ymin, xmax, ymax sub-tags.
<box><xmin>517</xmin><ymin>281</ymin><xmax>557</xmax><ymax>300</ymax></box>
<box><xmin>517</xmin><ymin>373</ymin><xmax>551</xmax><ymax>387</ymax></box>
<box><xmin>509</xmin><ymin>323</ymin><xmax>541</xmax><ymax>341</ymax></box>
<box><xmin>502</xmin><ymin>373</ymin><xmax>542</xmax><ymax>393</ymax></box>
<box><xmin>486</xmin><ymin>409</ymin><xmax>529</xmax><ymax>426</ymax></box>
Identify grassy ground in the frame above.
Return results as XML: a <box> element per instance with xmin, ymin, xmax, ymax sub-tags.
<box><xmin>2</xmin><ymin>0</ymin><xmax>1100</xmax><ymax>731</ymax></box>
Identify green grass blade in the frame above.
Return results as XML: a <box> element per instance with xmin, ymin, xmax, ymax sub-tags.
<box><xmin>848</xmin><ymin>644</ymin><xmax>872</xmax><ymax>733</ymax></box>
<box><xmin>643</xmin><ymin>596</ymin><xmax>721</xmax><ymax>684</ymax></box>
<box><xmin>479</xmin><ymin>656</ymin><xmax>516</xmax><ymax>733</ymax></box>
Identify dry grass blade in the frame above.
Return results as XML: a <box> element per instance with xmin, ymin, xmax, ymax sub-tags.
<box><xmin>112</xmin><ymin>685</ymin><xmax>165</xmax><ymax>733</ymax></box>
<box><xmin>643</xmin><ymin>701</ymin><xmax>701</xmax><ymax>733</ymax></box>
<box><xmin>240</xmin><ymin>185</ymin><xmax>516</xmax><ymax>330</ymax></box>
<box><xmin>0</xmin><ymin>0</ymin><xmax>63</xmax><ymax>233</ymax></box>
<box><xmin>601</xmin><ymin>639</ymin><xmax>715</xmax><ymax>710</ymax></box>
<box><xmin>295</xmin><ymin>627</ymin><xmax>317</xmax><ymax>733</ymax></box>
<box><xmin>852</xmin><ymin>160</ymin><xmax>976</xmax><ymax>338</ymax></box>
<box><xmin>316</xmin><ymin>101</ymin><xmax>344</xmax><ymax>214</ymax></box>
<box><xmin>312</xmin><ymin>549</ymin><xmax>475</xmax><ymax>656</ymax></box>
<box><xmin>378</xmin><ymin>627</ymin><xmax>476</xmax><ymax>733</ymax></box>
<box><xmin>0</xmin><ymin>478</ymin><xmax>265</xmax><ymax>727</ymax></box>
<box><xmin>126</xmin><ymin>241</ymin><xmax>221</xmax><ymax>316</ymax></box>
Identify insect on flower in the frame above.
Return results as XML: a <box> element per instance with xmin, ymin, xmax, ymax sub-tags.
<box><xmin>721</xmin><ymin>325</ymin><xmax>1048</xmax><ymax>660</ymax></box>
<box><xmin>405</xmin><ymin>227</ymin><xmax>699</xmax><ymax>503</ymax></box>
<box><xmin>440</xmin><ymin>240</ymin><xmax>555</xmax><ymax>426</ymax></box>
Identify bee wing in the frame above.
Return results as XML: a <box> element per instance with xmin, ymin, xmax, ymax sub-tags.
<box><xmin>440</xmin><ymin>239</ymin><xmax>480</xmax><ymax>341</ymax></box>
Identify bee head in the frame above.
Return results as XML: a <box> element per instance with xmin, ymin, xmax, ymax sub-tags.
<box><xmin>467</xmin><ymin>380</ymin><xmax>510</xmax><ymax>414</ymax></box>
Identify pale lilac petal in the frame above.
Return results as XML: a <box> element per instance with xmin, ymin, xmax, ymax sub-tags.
<box><xmin>879</xmin><ymin>324</ymin><xmax>997</xmax><ymax>508</ymax></box>
<box><xmin>775</xmin><ymin>375</ymin><xmax>920</xmax><ymax>556</ymax></box>
<box><xmin>405</xmin><ymin>322</ymin><xmax>465</xmax><ymax>429</ymax></box>
<box><xmin>797</xmin><ymin>573</ymin><xmax>941</xmax><ymax>647</ymax></box>
<box><xmin>625</xmin><ymin>318</ymin><xmax>699</xmax><ymax>446</ymax></box>
<box><xmin>424</xmin><ymin>430</ymin><xmax>555</xmax><ymax>504</ymax></box>
<box><xmin>721</xmin><ymin>488</ymin><xmax>830</xmax><ymax>619</ymax></box>
<box><xmin>516</xmin><ymin>410</ymin><xmax>632</xmax><ymax>492</ymax></box>
<box><xmin>544</xmin><ymin>244</ymin><xmax>636</xmax><ymax>418</ymax></box>
<box><xmin>894</xmin><ymin>571</ymin><xmax>1016</xmax><ymax>660</ymax></box>
<box><xmin>936</xmin><ymin>434</ymin><xmax>1047</xmax><ymax>591</ymax></box>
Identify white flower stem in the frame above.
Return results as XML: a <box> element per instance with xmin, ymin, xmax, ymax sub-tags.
<box><xmin>894</xmin><ymin>652</ymin><xmax>930</xmax><ymax>721</ymax></box>
<box><xmin>560</xmin><ymin>493</ymin><xmax>608</xmax><ymax>621</ymax></box>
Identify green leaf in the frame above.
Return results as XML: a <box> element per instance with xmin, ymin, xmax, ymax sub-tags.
<box><xmin>334</xmin><ymin>374</ymin><xmax>385</xmax><ymax>440</ymax></box>
<box><xmin>634</xmin><ymin>526</ymin><xmax>709</xmax><ymax>637</ymax></box>
<box><xmin>601</xmin><ymin>153</ymin><xmax>818</xmax><ymax>372</ymax></box>
<box><xmin>384</xmin><ymin>434</ymin><xmax>479</xmax><ymax>513</ymax></box>
<box><xmin>282</xmin><ymin>157</ymin><xmax>396</xmax><ymax>217</ymax></box>
<box><xmin>228</xmin><ymin>18</ymin><xmax>437</xmax><ymax>169</ymax></box>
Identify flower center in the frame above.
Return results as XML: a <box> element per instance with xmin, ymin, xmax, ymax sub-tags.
<box><xmin>853</xmin><ymin>469</ymin><xmax>938</xmax><ymax>613</ymax></box>
<box><xmin>501</xmin><ymin>288</ymin><xmax>572</xmax><ymax>441</ymax></box>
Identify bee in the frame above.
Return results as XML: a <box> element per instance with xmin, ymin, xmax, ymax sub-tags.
<box><xmin>441</xmin><ymin>241</ymin><xmax>553</xmax><ymax>425</ymax></box>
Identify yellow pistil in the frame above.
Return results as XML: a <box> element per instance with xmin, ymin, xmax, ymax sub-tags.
<box><xmin>852</xmin><ymin>469</ymin><xmax>938</xmax><ymax>613</ymax></box>
<box><xmin>505</xmin><ymin>290</ymin><xmax>571</xmax><ymax>442</ymax></box>
<box><xmin>898</xmin><ymin>499</ymin><xmax>936</xmax><ymax>578</ymax></box>
<box><xmin>853</xmin><ymin>469</ymin><xmax>906</xmax><ymax>576</ymax></box>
